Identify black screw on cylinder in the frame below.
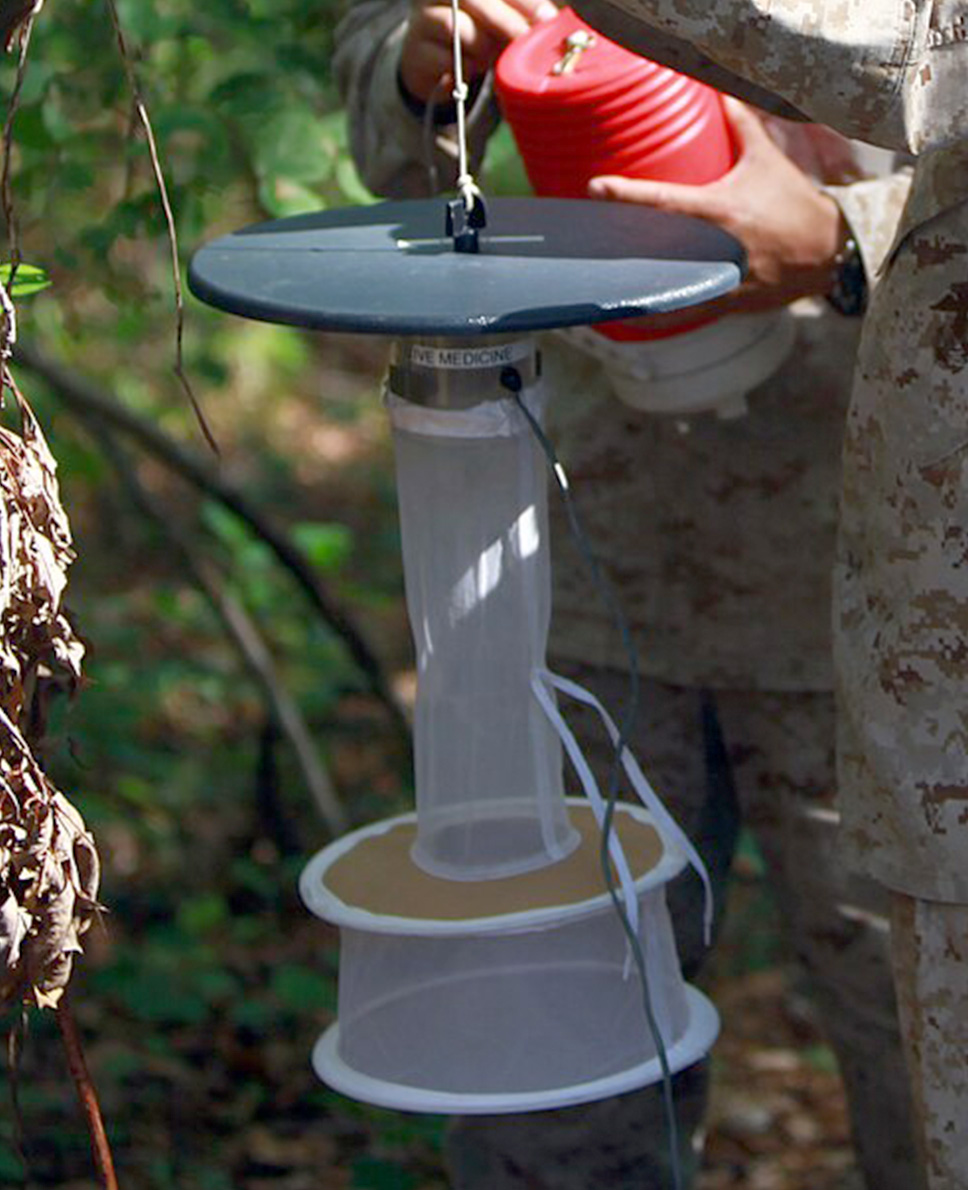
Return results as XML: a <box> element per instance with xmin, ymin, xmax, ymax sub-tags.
<box><xmin>500</xmin><ymin>365</ymin><xmax>523</xmax><ymax>393</ymax></box>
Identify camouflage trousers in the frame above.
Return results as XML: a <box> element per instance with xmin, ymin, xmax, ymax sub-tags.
<box><xmin>891</xmin><ymin>894</ymin><xmax>968</xmax><ymax>1190</ymax></box>
<box><xmin>444</xmin><ymin>666</ymin><xmax>923</xmax><ymax>1190</ymax></box>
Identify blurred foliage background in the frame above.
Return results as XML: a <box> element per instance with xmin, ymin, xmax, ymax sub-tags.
<box><xmin>0</xmin><ymin>3</ymin><xmax>848</xmax><ymax>1187</ymax></box>
<box><xmin>2</xmin><ymin>2</ymin><xmax>435</xmax><ymax>1184</ymax></box>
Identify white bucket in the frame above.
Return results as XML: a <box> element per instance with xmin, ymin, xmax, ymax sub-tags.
<box><xmin>560</xmin><ymin>308</ymin><xmax>796</xmax><ymax>419</ymax></box>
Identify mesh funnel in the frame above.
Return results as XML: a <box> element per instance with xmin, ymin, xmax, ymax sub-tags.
<box><xmin>388</xmin><ymin>339</ymin><xmax>578</xmax><ymax>880</ymax></box>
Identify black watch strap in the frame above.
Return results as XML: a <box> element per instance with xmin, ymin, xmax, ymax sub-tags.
<box><xmin>826</xmin><ymin>232</ymin><xmax>868</xmax><ymax>317</ymax></box>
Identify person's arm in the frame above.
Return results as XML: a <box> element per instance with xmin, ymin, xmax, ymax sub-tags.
<box><xmin>333</xmin><ymin>0</ymin><xmax>492</xmax><ymax>198</ymax></box>
<box><xmin>825</xmin><ymin>168</ymin><xmax>915</xmax><ymax>290</ymax></box>
<box><xmin>587</xmin><ymin>100</ymin><xmax>913</xmax><ymax>321</ymax></box>
<box><xmin>572</xmin><ymin>0</ymin><xmax>967</xmax><ymax>154</ymax></box>
<box><xmin>333</xmin><ymin>0</ymin><xmax>553</xmax><ymax>199</ymax></box>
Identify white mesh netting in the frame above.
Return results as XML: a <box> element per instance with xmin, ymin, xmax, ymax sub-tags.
<box><xmin>389</xmin><ymin>383</ymin><xmax>578</xmax><ymax>880</ymax></box>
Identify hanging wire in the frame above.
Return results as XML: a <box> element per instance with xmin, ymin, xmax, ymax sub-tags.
<box><xmin>437</xmin><ymin>4</ymin><xmax>686</xmax><ymax>1180</ymax></box>
<box><xmin>420</xmin><ymin>78</ymin><xmax>447</xmax><ymax>196</ymax></box>
<box><xmin>501</xmin><ymin>365</ymin><xmax>685</xmax><ymax>1190</ymax></box>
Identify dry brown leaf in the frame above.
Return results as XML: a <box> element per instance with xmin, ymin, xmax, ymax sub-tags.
<box><xmin>0</xmin><ymin>0</ymin><xmax>43</xmax><ymax>51</ymax></box>
<box><xmin>0</xmin><ymin>379</ymin><xmax>100</xmax><ymax>1010</ymax></box>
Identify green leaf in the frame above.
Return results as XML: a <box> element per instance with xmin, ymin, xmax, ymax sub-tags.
<box><xmin>153</xmin><ymin>105</ymin><xmax>231</xmax><ymax>170</ymax></box>
<box><xmin>803</xmin><ymin>1044</ymin><xmax>839</xmax><ymax>1073</ymax></box>
<box><xmin>201</xmin><ymin>501</ymin><xmax>250</xmax><ymax>549</ymax></box>
<box><xmin>228</xmin><ymin>996</ymin><xmax>278</xmax><ymax>1030</ymax></box>
<box><xmin>482</xmin><ymin>123</ymin><xmax>533</xmax><ymax>197</ymax></box>
<box><xmin>252</xmin><ymin>108</ymin><xmax>331</xmax><ymax>185</ymax></box>
<box><xmin>99</xmin><ymin>1047</ymin><xmax>143</xmax><ymax>1082</ymax></box>
<box><xmin>195</xmin><ymin>1169</ymin><xmax>234</xmax><ymax>1190</ymax></box>
<box><xmin>230</xmin><ymin>856</ymin><xmax>280</xmax><ymax>902</ymax></box>
<box><xmin>351</xmin><ymin>1157</ymin><xmax>419</xmax><ymax>1190</ymax></box>
<box><xmin>335</xmin><ymin>157</ymin><xmax>377</xmax><ymax>207</ymax></box>
<box><xmin>257</xmin><ymin>176</ymin><xmax>322</xmax><ymax>219</ymax></box>
<box><xmin>209</xmin><ymin>72</ymin><xmax>287</xmax><ymax>121</ymax></box>
<box><xmin>194</xmin><ymin>967</ymin><xmax>241</xmax><ymax>1003</ymax></box>
<box><xmin>10</xmin><ymin>58</ymin><xmax>54</xmax><ymax>107</ymax></box>
<box><xmin>734</xmin><ymin>828</ymin><xmax>767</xmax><ymax>878</ymax></box>
<box><xmin>56</xmin><ymin>160</ymin><xmax>96</xmax><ymax>193</ymax></box>
<box><xmin>0</xmin><ymin>1144</ymin><xmax>24</xmax><ymax>1183</ymax></box>
<box><xmin>378</xmin><ymin>1115</ymin><xmax>447</xmax><ymax>1149</ymax></box>
<box><xmin>177</xmin><ymin>893</ymin><xmax>230</xmax><ymax>937</ymax></box>
<box><xmin>291</xmin><ymin>522</ymin><xmax>352</xmax><ymax>572</ymax></box>
<box><xmin>11</xmin><ymin>104</ymin><xmax>57</xmax><ymax>151</ymax></box>
<box><xmin>0</xmin><ymin>263</ymin><xmax>50</xmax><ymax>297</ymax></box>
<box><xmin>78</xmin><ymin>224</ymin><xmax>118</xmax><ymax>261</ymax></box>
<box><xmin>114</xmin><ymin>0</ymin><xmax>181</xmax><ymax>44</ymax></box>
<box><xmin>113</xmin><ymin>972</ymin><xmax>209</xmax><ymax>1025</ymax></box>
<box><xmin>270</xmin><ymin>963</ymin><xmax>336</xmax><ymax>1014</ymax></box>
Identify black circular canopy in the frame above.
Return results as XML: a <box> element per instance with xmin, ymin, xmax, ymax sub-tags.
<box><xmin>188</xmin><ymin>197</ymin><xmax>745</xmax><ymax>336</ymax></box>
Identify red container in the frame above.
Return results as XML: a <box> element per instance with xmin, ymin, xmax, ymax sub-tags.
<box><xmin>495</xmin><ymin>8</ymin><xmax>734</xmax><ymax>340</ymax></box>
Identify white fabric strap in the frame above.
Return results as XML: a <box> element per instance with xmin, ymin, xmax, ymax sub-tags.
<box><xmin>384</xmin><ymin>384</ymin><xmax>548</xmax><ymax>439</ymax></box>
<box><xmin>533</xmin><ymin>668</ymin><xmax>714</xmax><ymax>946</ymax></box>
<box><xmin>531</xmin><ymin>670</ymin><xmax>641</xmax><ymax>947</ymax></box>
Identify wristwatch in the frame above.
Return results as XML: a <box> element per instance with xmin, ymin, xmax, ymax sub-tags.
<box><xmin>826</xmin><ymin>232</ymin><xmax>868</xmax><ymax>317</ymax></box>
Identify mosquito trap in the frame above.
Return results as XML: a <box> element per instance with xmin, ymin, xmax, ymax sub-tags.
<box><xmin>189</xmin><ymin>78</ymin><xmax>743</xmax><ymax>1111</ymax></box>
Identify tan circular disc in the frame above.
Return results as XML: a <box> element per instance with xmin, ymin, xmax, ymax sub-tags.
<box><xmin>324</xmin><ymin>804</ymin><xmax>663</xmax><ymax>920</ymax></box>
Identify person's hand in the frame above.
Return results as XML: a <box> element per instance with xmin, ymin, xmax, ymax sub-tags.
<box><xmin>588</xmin><ymin>97</ymin><xmax>850</xmax><ymax>320</ymax></box>
<box><xmin>399</xmin><ymin>0</ymin><xmax>558</xmax><ymax>106</ymax></box>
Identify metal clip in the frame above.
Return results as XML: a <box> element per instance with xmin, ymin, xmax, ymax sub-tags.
<box><xmin>445</xmin><ymin>194</ymin><xmax>487</xmax><ymax>254</ymax></box>
<box><xmin>552</xmin><ymin>29</ymin><xmax>596</xmax><ymax>75</ymax></box>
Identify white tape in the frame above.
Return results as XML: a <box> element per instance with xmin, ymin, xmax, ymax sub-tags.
<box><xmin>385</xmin><ymin>382</ymin><xmax>548</xmax><ymax>439</ymax></box>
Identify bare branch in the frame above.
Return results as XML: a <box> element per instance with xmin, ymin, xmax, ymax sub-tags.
<box><xmin>13</xmin><ymin>339</ymin><xmax>412</xmax><ymax>749</ymax></box>
<box><xmin>215</xmin><ymin>581</ymin><xmax>348</xmax><ymax>833</ymax></box>
<box><xmin>87</xmin><ymin>415</ymin><xmax>348</xmax><ymax>835</ymax></box>
<box><xmin>100</xmin><ymin>0</ymin><xmax>218</xmax><ymax>454</ymax></box>
<box><xmin>57</xmin><ymin>996</ymin><xmax>119</xmax><ymax>1190</ymax></box>
<box><xmin>6</xmin><ymin>1012</ymin><xmax>29</xmax><ymax>1185</ymax></box>
<box><xmin>208</xmin><ymin>573</ymin><xmax>348</xmax><ymax>834</ymax></box>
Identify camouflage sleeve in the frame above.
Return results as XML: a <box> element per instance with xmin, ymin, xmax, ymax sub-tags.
<box><xmin>572</xmin><ymin>0</ymin><xmax>968</xmax><ymax>154</ymax></box>
<box><xmin>826</xmin><ymin>166</ymin><xmax>915</xmax><ymax>284</ymax></box>
<box><xmin>333</xmin><ymin>0</ymin><xmax>501</xmax><ymax>198</ymax></box>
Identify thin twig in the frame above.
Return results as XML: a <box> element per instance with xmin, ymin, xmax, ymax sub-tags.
<box><xmin>121</xmin><ymin>96</ymin><xmax>140</xmax><ymax>203</ymax></box>
<box><xmin>101</xmin><ymin>0</ymin><xmax>218</xmax><ymax>454</ymax></box>
<box><xmin>6</xmin><ymin>1011</ymin><xmax>31</xmax><ymax>1186</ymax></box>
<box><xmin>13</xmin><ymin>338</ymin><xmax>411</xmax><ymax>749</ymax></box>
<box><xmin>1</xmin><ymin>1</ymin><xmax>42</xmax><ymax>265</ymax></box>
<box><xmin>56</xmin><ymin>995</ymin><xmax>119</xmax><ymax>1190</ymax></box>
<box><xmin>88</xmin><ymin>414</ymin><xmax>347</xmax><ymax>835</ymax></box>
<box><xmin>208</xmin><ymin>572</ymin><xmax>348</xmax><ymax>833</ymax></box>
<box><xmin>0</xmin><ymin>1</ymin><xmax>43</xmax><ymax>391</ymax></box>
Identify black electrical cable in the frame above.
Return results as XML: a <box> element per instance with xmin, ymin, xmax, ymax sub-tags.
<box><xmin>500</xmin><ymin>364</ymin><xmax>685</xmax><ymax>1190</ymax></box>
